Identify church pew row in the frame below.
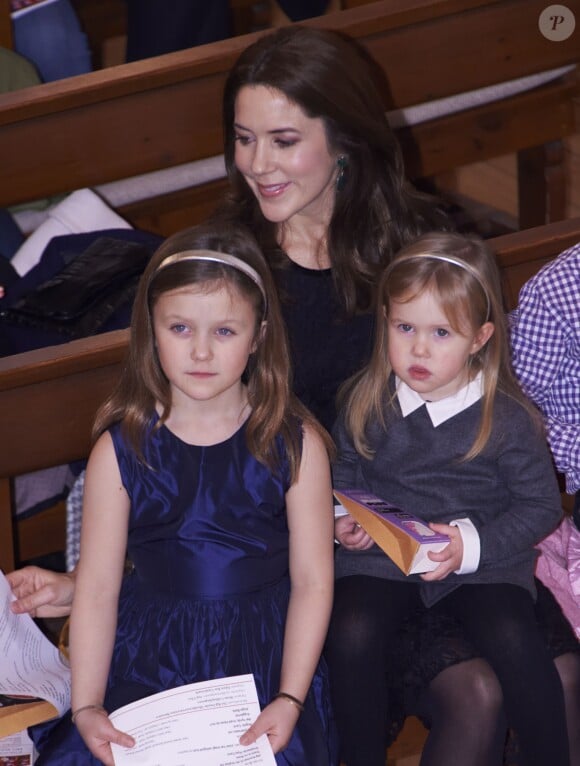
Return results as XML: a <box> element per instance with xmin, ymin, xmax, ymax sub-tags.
<box><xmin>0</xmin><ymin>0</ymin><xmax>579</xmax><ymax>240</ymax></box>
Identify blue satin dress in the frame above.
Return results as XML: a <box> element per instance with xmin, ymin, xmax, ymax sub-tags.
<box><xmin>34</xmin><ymin>418</ymin><xmax>338</xmax><ymax>765</ymax></box>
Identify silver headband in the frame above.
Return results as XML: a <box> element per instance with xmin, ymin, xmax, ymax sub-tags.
<box><xmin>155</xmin><ymin>249</ymin><xmax>267</xmax><ymax>305</ymax></box>
<box><xmin>385</xmin><ymin>253</ymin><xmax>491</xmax><ymax>320</ymax></box>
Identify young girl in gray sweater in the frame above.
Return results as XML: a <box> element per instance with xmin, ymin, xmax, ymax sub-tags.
<box><xmin>327</xmin><ymin>232</ymin><xmax>573</xmax><ymax>766</ymax></box>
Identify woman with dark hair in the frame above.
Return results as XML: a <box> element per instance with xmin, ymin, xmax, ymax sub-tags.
<box><xmin>218</xmin><ymin>25</ymin><xmax>443</xmax><ymax>432</ymax></box>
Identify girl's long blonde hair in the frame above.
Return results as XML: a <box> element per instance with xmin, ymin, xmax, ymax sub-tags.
<box><xmin>94</xmin><ymin>222</ymin><xmax>332</xmax><ymax>481</ymax></box>
<box><xmin>343</xmin><ymin>232</ymin><xmax>540</xmax><ymax>460</ymax></box>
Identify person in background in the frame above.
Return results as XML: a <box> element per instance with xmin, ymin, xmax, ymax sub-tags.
<box><xmin>11</xmin><ymin>0</ymin><xmax>92</xmax><ymax>82</ymax></box>
<box><xmin>272</xmin><ymin>0</ymin><xmax>339</xmax><ymax>23</ymax></box>
<box><xmin>0</xmin><ymin>45</ymin><xmax>40</xmax><ymax>307</ymax></box>
<box><xmin>122</xmin><ymin>0</ymin><xmax>340</xmax><ymax>63</ymax></box>
<box><xmin>510</xmin><ymin>242</ymin><xmax>580</xmax><ymax>529</ymax></box>
<box><xmin>511</xmin><ymin>243</ymin><xmax>580</xmax><ymax>762</ymax></box>
<box><xmin>123</xmin><ymin>0</ymin><xmax>231</xmax><ymax>61</ymax></box>
<box><xmin>4</xmin><ymin>0</ymin><xmax>92</xmax><ymax>295</ymax></box>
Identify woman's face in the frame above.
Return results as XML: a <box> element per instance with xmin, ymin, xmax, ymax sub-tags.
<box><xmin>233</xmin><ymin>85</ymin><xmax>339</xmax><ymax>229</ymax></box>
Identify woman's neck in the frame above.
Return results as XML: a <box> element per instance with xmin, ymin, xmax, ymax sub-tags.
<box><xmin>278</xmin><ymin>218</ymin><xmax>331</xmax><ymax>270</ymax></box>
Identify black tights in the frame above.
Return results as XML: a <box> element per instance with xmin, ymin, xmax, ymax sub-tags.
<box><xmin>415</xmin><ymin>659</ymin><xmax>506</xmax><ymax>766</ymax></box>
<box><xmin>416</xmin><ymin>652</ymin><xmax>580</xmax><ymax>766</ymax></box>
<box><xmin>443</xmin><ymin>583</ymin><xmax>569</xmax><ymax>766</ymax></box>
<box><xmin>554</xmin><ymin>653</ymin><xmax>580</xmax><ymax>766</ymax></box>
<box><xmin>325</xmin><ymin>577</ymin><xmax>414</xmax><ymax>766</ymax></box>
<box><xmin>326</xmin><ymin>576</ymin><xmax>573</xmax><ymax>766</ymax></box>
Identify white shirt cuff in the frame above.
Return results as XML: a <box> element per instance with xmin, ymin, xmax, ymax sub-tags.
<box><xmin>333</xmin><ymin>505</ymin><xmax>349</xmax><ymax>545</ymax></box>
<box><xmin>450</xmin><ymin>518</ymin><xmax>480</xmax><ymax>574</ymax></box>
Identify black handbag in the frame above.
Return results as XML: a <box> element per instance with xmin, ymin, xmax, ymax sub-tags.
<box><xmin>0</xmin><ymin>237</ymin><xmax>152</xmax><ymax>338</ymax></box>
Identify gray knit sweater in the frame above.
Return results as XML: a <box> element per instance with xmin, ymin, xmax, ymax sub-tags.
<box><xmin>333</xmin><ymin>382</ymin><xmax>562</xmax><ymax>606</ymax></box>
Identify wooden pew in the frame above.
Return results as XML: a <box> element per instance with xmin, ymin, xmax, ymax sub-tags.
<box><xmin>0</xmin><ymin>0</ymin><xmax>578</xmax><ymax>237</ymax></box>
<box><xmin>1</xmin><ymin>215</ymin><xmax>579</xmax><ymax>575</ymax></box>
<box><xmin>0</xmin><ymin>329</ymin><xmax>128</xmax><ymax>572</ymax></box>
<box><xmin>0</xmin><ymin>0</ymin><xmax>11</xmax><ymax>49</ymax></box>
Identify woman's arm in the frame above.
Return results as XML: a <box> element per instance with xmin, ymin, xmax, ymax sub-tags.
<box><xmin>240</xmin><ymin>424</ymin><xmax>335</xmax><ymax>753</ymax></box>
<box><xmin>69</xmin><ymin>432</ymin><xmax>135</xmax><ymax>765</ymax></box>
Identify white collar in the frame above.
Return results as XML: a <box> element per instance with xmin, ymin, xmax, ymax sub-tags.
<box><xmin>396</xmin><ymin>372</ymin><xmax>484</xmax><ymax>427</ymax></box>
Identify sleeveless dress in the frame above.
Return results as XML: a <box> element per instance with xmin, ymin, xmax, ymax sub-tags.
<box><xmin>33</xmin><ymin>418</ymin><xmax>338</xmax><ymax>765</ymax></box>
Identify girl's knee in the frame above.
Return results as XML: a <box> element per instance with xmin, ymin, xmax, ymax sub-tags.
<box><xmin>468</xmin><ymin>661</ymin><xmax>504</xmax><ymax>712</ymax></box>
<box><xmin>430</xmin><ymin>659</ymin><xmax>504</xmax><ymax>717</ymax></box>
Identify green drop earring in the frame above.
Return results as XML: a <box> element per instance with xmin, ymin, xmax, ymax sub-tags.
<box><xmin>336</xmin><ymin>155</ymin><xmax>348</xmax><ymax>191</ymax></box>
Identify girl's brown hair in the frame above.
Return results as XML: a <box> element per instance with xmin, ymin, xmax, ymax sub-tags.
<box><xmin>343</xmin><ymin>232</ymin><xmax>541</xmax><ymax>459</ymax></box>
<box><xmin>93</xmin><ymin>222</ymin><xmax>332</xmax><ymax>480</ymax></box>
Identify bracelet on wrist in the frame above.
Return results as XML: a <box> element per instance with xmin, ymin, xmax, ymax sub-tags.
<box><xmin>274</xmin><ymin>691</ymin><xmax>305</xmax><ymax>713</ymax></box>
<box><xmin>71</xmin><ymin>704</ymin><xmax>107</xmax><ymax>725</ymax></box>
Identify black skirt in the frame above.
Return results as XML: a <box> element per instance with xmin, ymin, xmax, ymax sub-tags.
<box><xmin>385</xmin><ymin>577</ymin><xmax>579</xmax><ymax>747</ymax></box>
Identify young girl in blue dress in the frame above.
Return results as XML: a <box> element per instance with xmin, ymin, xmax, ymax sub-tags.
<box><xmin>326</xmin><ymin>232</ymin><xmax>571</xmax><ymax>766</ymax></box>
<box><xmin>38</xmin><ymin>222</ymin><xmax>338</xmax><ymax>766</ymax></box>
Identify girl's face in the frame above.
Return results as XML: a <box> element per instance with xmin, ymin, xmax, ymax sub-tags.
<box><xmin>387</xmin><ymin>287</ymin><xmax>493</xmax><ymax>402</ymax></box>
<box><xmin>233</xmin><ymin>85</ymin><xmax>339</xmax><ymax>228</ymax></box>
<box><xmin>153</xmin><ymin>282</ymin><xmax>259</xmax><ymax>412</ymax></box>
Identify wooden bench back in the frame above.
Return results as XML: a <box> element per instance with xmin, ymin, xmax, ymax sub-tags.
<box><xmin>0</xmin><ymin>0</ymin><xmax>579</xmax><ymax>233</ymax></box>
<box><xmin>0</xmin><ymin>0</ymin><xmax>11</xmax><ymax>49</ymax></box>
<box><xmin>1</xmin><ymin>216</ymin><xmax>580</xmax><ymax>572</ymax></box>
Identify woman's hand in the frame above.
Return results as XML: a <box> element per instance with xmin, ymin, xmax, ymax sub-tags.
<box><xmin>7</xmin><ymin>566</ymin><xmax>76</xmax><ymax>618</ymax></box>
<box><xmin>334</xmin><ymin>513</ymin><xmax>374</xmax><ymax>550</ymax></box>
<box><xmin>239</xmin><ymin>697</ymin><xmax>300</xmax><ymax>754</ymax></box>
<box><xmin>74</xmin><ymin>708</ymin><xmax>135</xmax><ymax>766</ymax></box>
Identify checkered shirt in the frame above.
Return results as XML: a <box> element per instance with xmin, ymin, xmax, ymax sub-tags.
<box><xmin>510</xmin><ymin>242</ymin><xmax>580</xmax><ymax>493</ymax></box>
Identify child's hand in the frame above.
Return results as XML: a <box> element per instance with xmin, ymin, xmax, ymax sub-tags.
<box><xmin>75</xmin><ymin>708</ymin><xmax>135</xmax><ymax>766</ymax></box>
<box><xmin>239</xmin><ymin>696</ymin><xmax>300</xmax><ymax>754</ymax></box>
<box><xmin>335</xmin><ymin>514</ymin><xmax>374</xmax><ymax>550</ymax></box>
<box><xmin>421</xmin><ymin>523</ymin><xmax>463</xmax><ymax>581</ymax></box>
